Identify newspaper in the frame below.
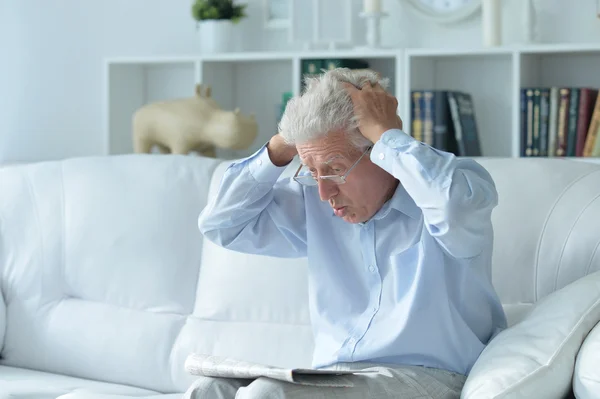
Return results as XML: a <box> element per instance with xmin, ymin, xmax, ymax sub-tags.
<box><xmin>185</xmin><ymin>354</ymin><xmax>376</xmax><ymax>387</ymax></box>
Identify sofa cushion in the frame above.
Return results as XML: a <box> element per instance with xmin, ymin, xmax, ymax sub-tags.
<box><xmin>0</xmin><ymin>154</ymin><xmax>220</xmax><ymax>393</ymax></box>
<box><xmin>0</xmin><ymin>365</ymin><xmax>159</xmax><ymax>398</ymax></box>
<box><xmin>461</xmin><ymin>270</ymin><xmax>600</xmax><ymax>399</ymax></box>
<box><xmin>574</xmin><ymin>321</ymin><xmax>600</xmax><ymax>399</ymax></box>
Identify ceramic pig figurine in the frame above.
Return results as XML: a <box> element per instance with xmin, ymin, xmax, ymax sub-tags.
<box><xmin>132</xmin><ymin>84</ymin><xmax>258</xmax><ymax>158</ymax></box>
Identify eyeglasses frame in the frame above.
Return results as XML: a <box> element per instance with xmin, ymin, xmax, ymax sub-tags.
<box><xmin>293</xmin><ymin>145</ymin><xmax>373</xmax><ymax>186</ymax></box>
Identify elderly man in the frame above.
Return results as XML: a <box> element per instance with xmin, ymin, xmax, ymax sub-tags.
<box><xmin>186</xmin><ymin>68</ymin><xmax>507</xmax><ymax>399</ymax></box>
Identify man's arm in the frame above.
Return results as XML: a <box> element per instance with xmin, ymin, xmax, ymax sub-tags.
<box><xmin>198</xmin><ymin>135</ymin><xmax>307</xmax><ymax>258</ymax></box>
<box><xmin>371</xmin><ymin>129</ymin><xmax>497</xmax><ymax>259</ymax></box>
<box><xmin>344</xmin><ymin>83</ymin><xmax>497</xmax><ymax>259</ymax></box>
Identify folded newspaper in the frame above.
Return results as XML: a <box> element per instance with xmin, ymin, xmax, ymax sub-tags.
<box><xmin>185</xmin><ymin>354</ymin><xmax>376</xmax><ymax>387</ymax></box>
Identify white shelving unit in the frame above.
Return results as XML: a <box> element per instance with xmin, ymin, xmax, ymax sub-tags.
<box><xmin>104</xmin><ymin>44</ymin><xmax>600</xmax><ymax>161</ymax></box>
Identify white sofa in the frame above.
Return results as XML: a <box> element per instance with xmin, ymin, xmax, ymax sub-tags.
<box><xmin>0</xmin><ymin>154</ymin><xmax>599</xmax><ymax>398</ymax></box>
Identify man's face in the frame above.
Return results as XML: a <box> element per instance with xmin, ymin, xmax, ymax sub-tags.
<box><xmin>296</xmin><ymin>131</ymin><xmax>397</xmax><ymax>224</ymax></box>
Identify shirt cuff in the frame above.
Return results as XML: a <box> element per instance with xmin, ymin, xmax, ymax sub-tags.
<box><xmin>370</xmin><ymin>129</ymin><xmax>415</xmax><ymax>165</ymax></box>
<box><xmin>246</xmin><ymin>144</ymin><xmax>289</xmax><ymax>184</ymax></box>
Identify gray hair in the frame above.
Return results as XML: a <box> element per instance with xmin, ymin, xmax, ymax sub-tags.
<box><xmin>278</xmin><ymin>68</ymin><xmax>390</xmax><ymax>150</ymax></box>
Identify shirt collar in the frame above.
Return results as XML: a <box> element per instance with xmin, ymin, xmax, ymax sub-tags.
<box><xmin>371</xmin><ymin>182</ymin><xmax>421</xmax><ymax>221</ymax></box>
<box><xmin>330</xmin><ymin>182</ymin><xmax>421</xmax><ymax>223</ymax></box>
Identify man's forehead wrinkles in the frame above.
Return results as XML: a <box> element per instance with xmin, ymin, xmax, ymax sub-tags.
<box><xmin>300</xmin><ymin>152</ymin><xmax>346</xmax><ymax>167</ymax></box>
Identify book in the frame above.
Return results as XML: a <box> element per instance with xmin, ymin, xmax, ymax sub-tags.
<box><xmin>575</xmin><ymin>88</ymin><xmax>598</xmax><ymax>156</ymax></box>
<box><xmin>300</xmin><ymin>59</ymin><xmax>324</xmax><ymax>92</ymax></box>
<box><xmin>520</xmin><ymin>88</ymin><xmax>528</xmax><ymax>156</ymax></box>
<box><xmin>533</xmin><ymin>89</ymin><xmax>541</xmax><ymax>156</ymax></box>
<box><xmin>525</xmin><ymin>89</ymin><xmax>534</xmax><ymax>156</ymax></box>
<box><xmin>322</xmin><ymin>58</ymin><xmax>369</xmax><ymax>71</ymax></box>
<box><xmin>421</xmin><ymin>91</ymin><xmax>435</xmax><ymax>146</ymax></box>
<box><xmin>566</xmin><ymin>88</ymin><xmax>580</xmax><ymax>156</ymax></box>
<box><xmin>556</xmin><ymin>88</ymin><xmax>570</xmax><ymax>157</ymax></box>
<box><xmin>547</xmin><ymin>87</ymin><xmax>560</xmax><ymax>157</ymax></box>
<box><xmin>584</xmin><ymin>92</ymin><xmax>600</xmax><ymax>156</ymax></box>
<box><xmin>432</xmin><ymin>91</ymin><xmax>456</xmax><ymax>154</ymax></box>
<box><xmin>184</xmin><ymin>354</ymin><xmax>376</xmax><ymax>388</ymax></box>
<box><xmin>447</xmin><ymin>91</ymin><xmax>482</xmax><ymax>156</ymax></box>
<box><xmin>539</xmin><ymin>89</ymin><xmax>550</xmax><ymax>157</ymax></box>
<box><xmin>411</xmin><ymin>91</ymin><xmax>424</xmax><ymax>142</ymax></box>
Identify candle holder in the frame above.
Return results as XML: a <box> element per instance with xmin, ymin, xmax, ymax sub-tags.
<box><xmin>360</xmin><ymin>11</ymin><xmax>388</xmax><ymax>49</ymax></box>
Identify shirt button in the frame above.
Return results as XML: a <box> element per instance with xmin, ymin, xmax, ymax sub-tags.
<box><xmin>348</xmin><ymin>337</ymin><xmax>355</xmax><ymax>345</ymax></box>
<box><xmin>368</xmin><ymin>265</ymin><xmax>375</xmax><ymax>273</ymax></box>
<box><xmin>378</xmin><ymin>153</ymin><xmax>385</xmax><ymax>160</ymax></box>
<box><xmin>257</xmin><ymin>159</ymin><xmax>263</xmax><ymax>166</ymax></box>
<box><xmin>372</xmin><ymin>307</ymin><xmax>378</xmax><ymax>313</ymax></box>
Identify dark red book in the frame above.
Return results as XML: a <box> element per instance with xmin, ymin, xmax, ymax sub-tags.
<box><xmin>576</xmin><ymin>88</ymin><xmax>599</xmax><ymax>156</ymax></box>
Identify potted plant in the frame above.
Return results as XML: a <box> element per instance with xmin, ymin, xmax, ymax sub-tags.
<box><xmin>192</xmin><ymin>0</ymin><xmax>248</xmax><ymax>53</ymax></box>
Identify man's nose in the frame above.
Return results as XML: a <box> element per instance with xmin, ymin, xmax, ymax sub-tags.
<box><xmin>318</xmin><ymin>179</ymin><xmax>339</xmax><ymax>202</ymax></box>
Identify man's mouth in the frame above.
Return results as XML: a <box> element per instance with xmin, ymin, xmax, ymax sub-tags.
<box><xmin>333</xmin><ymin>206</ymin><xmax>347</xmax><ymax>217</ymax></box>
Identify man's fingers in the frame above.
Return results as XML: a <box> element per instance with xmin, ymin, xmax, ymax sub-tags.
<box><xmin>342</xmin><ymin>82</ymin><xmax>359</xmax><ymax>92</ymax></box>
<box><xmin>372</xmin><ymin>83</ymin><xmax>385</xmax><ymax>92</ymax></box>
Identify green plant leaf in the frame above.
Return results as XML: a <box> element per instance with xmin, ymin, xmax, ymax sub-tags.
<box><xmin>191</xmin><ymin>0</ymin><xmax>247</xmax><ymax>21</ymax></box>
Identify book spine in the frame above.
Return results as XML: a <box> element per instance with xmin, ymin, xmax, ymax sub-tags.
<box><xmin>525</xmin><ymin>89</ymin><xmax>534</xmax><ymax>157</ymax></box>
<box><xmin>533</xmin><ymin>89</ymin><xmax>541</xmax><ymax>156</ymax></box>
<box><xmin>456</xmin><ymin>92</ymin><xmax>482</xmax><ymax>156</ymax></box>
<box><xmin>411</xmin><ymin>91</ymin><xmax>423</xmax><ymax>142</ymax></box>
<box><xmin>448</xmin><ymin>92</ymin><xmax>466</xmax><ymax>156</ymax></box>
<box><xmin>433</xmin><ymin>91</ymin><xmax>453</xmax><ymax>153</ymax></box>
<box><xmin>520</xmin><ymin>89</ymin><xmax>527</xmax><ymax>156</ymax></box>
<box><xmin>591</xmin><ymin>121</ymin><xmax>600</xmax><ymax>156</ymax></box>
<box><xmin>576</xmin><ymin>89</ymin><xmax>598</xmax><ymax>157</ymax></box>
<box><xmin>323</xmin><ymin>58</ymin><xmax>369</xmax><ymax>71</ymax></box>
<box><xmin>300</xmin><ymin>59</ymin><xmax>323</xmax><ymax>92</ymax></box>
<box><xmin>539</xmin><ymin>89</ymin><xmax>550</xmax><ymax>157</ymax></box>
<box><xmin>566</xmin><ymin>88</ymin><xmax>580</xmax><ymax>156</ymax></box>
<box><xmin>423</xmin><ymin>91</ymin><xmax>435</xmax><ymax>146</ymax></box>
<box><xmin>556</xmin><ymin>88</ymin><xmax>570</xmax><ymax>157</ymax></box>
<box><xmin>583</xmin><ymin>92</ymin><xmax>600</xmax><ymax>156</ymax></box>
<box><xmin>547</xmin><ymin>87</ymin><xmax>559</xmax><ymax>157</ymax></box>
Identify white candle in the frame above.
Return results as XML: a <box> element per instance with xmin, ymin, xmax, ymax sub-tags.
<box><xmin>482</xmin><ymin>0</ymin><xmax>501</xmax><ymax>47</ymax></box>
<box><xmin>363</xmin><ymin>0</ymin><xmax>381</xmax><ymax>13</ymax></box>
<box><xmin>522</xmin><ymin>0</ymin><xmax>536</xmax><ymax>43</ymax></box>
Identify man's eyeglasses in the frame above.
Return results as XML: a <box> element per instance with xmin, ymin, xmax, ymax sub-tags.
<box><xmin>293</xmin><ymin>146</ymin><xmax>372</xmax><ymax>186</ymax></box>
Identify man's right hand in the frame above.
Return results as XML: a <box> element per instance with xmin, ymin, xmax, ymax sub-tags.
<box><xmin>267</xmin><ymin>134</ymin><xmax>297</xmax><ymax>167</ymax></box>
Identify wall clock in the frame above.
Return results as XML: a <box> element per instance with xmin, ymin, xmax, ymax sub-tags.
<box><xmin>403</xmin><ymin>0</ymin><xmax>482</xmax><ymax>24</ymax></box>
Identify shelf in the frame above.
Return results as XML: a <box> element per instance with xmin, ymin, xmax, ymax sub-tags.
<box><xmin>105</xmin><ymin>49</ymin><xmax>401</xmax><ymax>65</ymax></box>
<box><xmin>104</xmin><ymin>43</ymin><xmax>600</xmax><ymax>161</ymax></box>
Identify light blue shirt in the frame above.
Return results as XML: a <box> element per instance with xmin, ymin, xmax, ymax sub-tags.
<box><xmin>198</xmin><ymin>129</ymin><xmax>507</xmax><ymax>375</ymax></box>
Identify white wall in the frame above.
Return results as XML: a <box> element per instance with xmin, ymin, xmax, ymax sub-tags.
<box><xmin>1</xmin><ymin>0</ymin><xmax>599</xmax><ymax>162</ymax></box>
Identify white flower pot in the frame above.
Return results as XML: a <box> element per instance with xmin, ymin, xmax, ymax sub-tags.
<box><xmin>198</xmin><ymin>20</ymin><xmax>235</xmax><ymax>54</ymax></box>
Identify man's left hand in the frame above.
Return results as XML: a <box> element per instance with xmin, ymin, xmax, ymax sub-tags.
<box><xmin>343</xmin><ymin>82</ymin><xmax>403</xmax><ymax>143</ymax></box>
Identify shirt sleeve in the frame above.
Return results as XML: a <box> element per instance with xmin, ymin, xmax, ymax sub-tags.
<box><xmin>198</xmin><ymin>144</ymin><xmax>307</xmax><ymax>258</ymax></box>
<box><xmin>371</xmin><ymin>129</ymin><xmax>498</xmax><ymax>259</ymax></box>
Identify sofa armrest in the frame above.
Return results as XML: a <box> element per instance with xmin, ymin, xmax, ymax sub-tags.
<box><xmin>574</xmin><ymin>320</ymin><xmax>600</xmax><ymax>399</ymax></box>
<box><xmin>462</xmin><ymin>271</ymin><xmax>600</xmax><ymax>399</ymax></box>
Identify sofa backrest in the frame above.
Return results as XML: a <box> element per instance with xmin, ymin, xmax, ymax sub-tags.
<box><xmin>477</xmin><ymin>158</ymin><xmax>600</xmax><ymax>326</ymax></box>
<box><xmin>1</xmin><ymin>155</ymin><xmax>600</xmax><ymax>393</ymax></box>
